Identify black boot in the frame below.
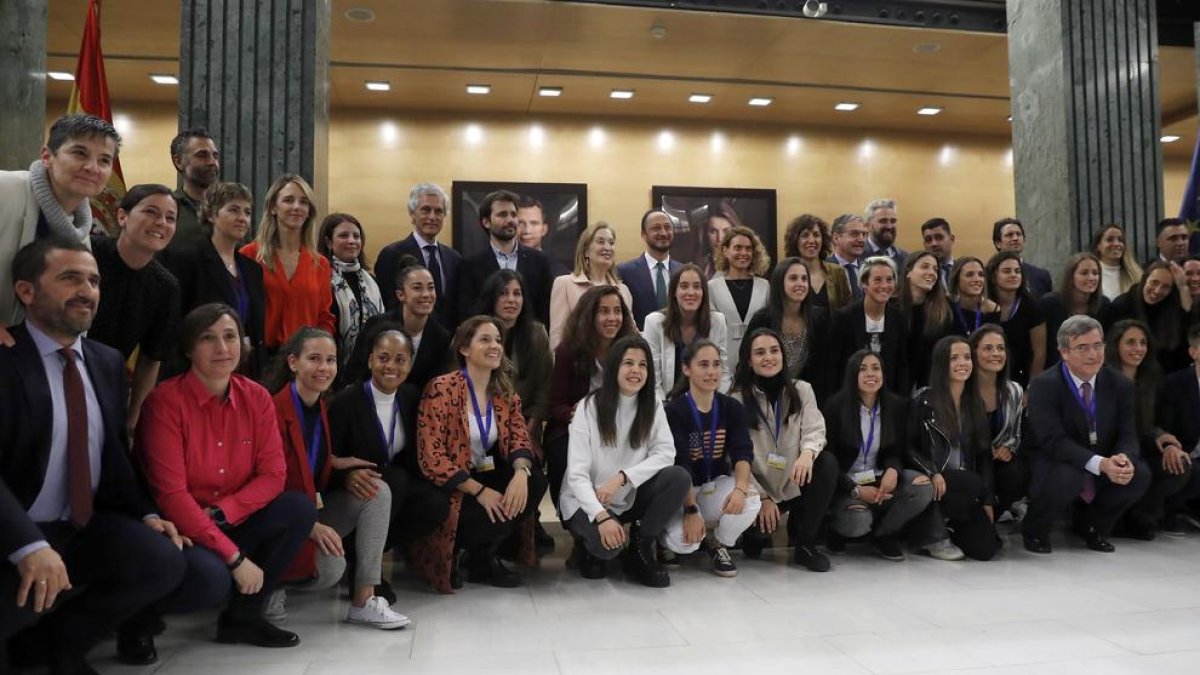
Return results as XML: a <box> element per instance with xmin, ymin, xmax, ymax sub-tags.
<box><xmin>450</xmin><ymin>548</ymin><xmax>464</xmax><ymax>590</ymax></box>
<box><xmin>467</xmin><ymin>545</ymin><xmax>521</xmax><ymax>588</ymax></box>
<box><xmin>623</xmin><ymin>524</ymin><xmax>670</xmax><ymax>588</ymax></box>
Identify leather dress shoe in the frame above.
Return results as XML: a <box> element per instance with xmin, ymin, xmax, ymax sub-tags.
<box><xmin>116</xmin><ymin>628</ymin><xmax>158</xmax><ymax>665</ymax></box>
<box><xmin>1022</xmin><ymin>534</ymin><xmax>1052</xmax><ymax>554</ymax></box>
<box><xmin>1080</xmin><ymin>528</ymin><xmax>1115</xmax><ymax>552</ymax></box>
<box><xmin>217</xmin><ymin>613</ymin><xmax>300</xmax><ymax>648</ymax></box>
<box><xmin>467</xmin><ymin>551</ymin><xmax>521</xmax><ymax>588</ymax></box>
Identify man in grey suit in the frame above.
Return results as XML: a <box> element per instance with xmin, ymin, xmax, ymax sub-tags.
<box><xmin>617</xmin><ymin>209</ymin><xmax>680</xmax><ymax>330</ymax></box>
<box><xmin>863</xmin><ymin>198</ymin><xmax>907</xmax><ymax>274</ymax></box>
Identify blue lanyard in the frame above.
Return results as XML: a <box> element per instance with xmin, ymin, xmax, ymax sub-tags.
<box><xmin>1059</xmin><ymin>362</ymin><xmax>1097</xmax><ymax>434</ymax></box>
<box><xmin>363</xmin><ymin>381</ymin><xmax>401</xmax><ymax>457</ymax></box>
<box><xmin>860</xmin><ymin>403</ymin><xmax>879</xmax><ymax>468</ymax></box>
<box><xmin>686</xmin><ymin>391</ymin><xmax>719</xmax><ymax>480</ymax></box>
<box><xmin>754</xmin><ymin>396</ymin><xmax>783</xmax><ymax>444</ymax></box>
<box><xmin>462</xmin><ymin>369</ymin><xmax>494</xmax><ymax>457</ymax></box>
<box><xmin>954</xmin><ymin>302</ymin><xmax>982</xmax><ymax>335</ymax></box>
<box><xmin>290</xmin><ymin>382</ymin><xmax>322</xmax><ymax>473</ymax></box>
<box><xmin>1006</xmin><ymin>295</ymin><xmax>1022</xmax><ymax>321</ymax></box>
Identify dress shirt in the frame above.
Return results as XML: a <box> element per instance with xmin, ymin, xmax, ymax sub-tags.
<box><xmin>467</xmin><ymin>397</ymin><xmax>500</xmax><ymax>468</ymax></box>
<box><xmin>239</xmin><ymin>243</ymin><xmax>336</xmax><ymax>349</ymax></box>
<box><xmin>1065</xmin><ymin>368</ymin><xmax>1104</xmax><ymax>476</ymax></box>
<box><xmin>412</xmin><ymin>231</ymin><xmax>447</xmax><ymax>290</ymax></box>
<box><xmin>850</xmin><ymin>402</ymin><xmax>882</xmax><ymax>476</ymax></box>
<box><xmin>137</xmin><ymin>370</ymin><xmax>286</xmax><ymax>560</ymax></box>
<box><xmin>643</xmin><ymin>252</ymin><xmax>671</xmax><ymax>276</ymax></box>
<box><xmin>491</xmin><ymin>241</ymin><xmax>519</xmax><ymax>271</ymax></box>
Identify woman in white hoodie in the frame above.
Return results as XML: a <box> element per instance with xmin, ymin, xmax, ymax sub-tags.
<box><xmin>560</xmin><ymin>335</ymin><xmax>691</xmax><ymax>587</ymax></box>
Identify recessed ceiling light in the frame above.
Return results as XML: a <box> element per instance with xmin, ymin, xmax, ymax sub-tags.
<box><xmin>748</xmin><ymin>97</ymin><xmax>773</xmax><ymax>107</ymax></box>
<box><xmin>466</xmin><ymin>84</ymin><xmax>491</xmax><ymax>95</ymax></box>
<box><xmin>689</xmin><ymin>93</ymin><xmax>712</xmax><ymax>104</ymax></box>
<box><xmin>149</xmin><ymin>74</ymin><xmax>179</xmax><ymax>85</ymax></box>
<box><xmin>1006</xmin><ymin>115</ymin><xmax>1013</xmax><ymax>122</ymax></box>
<box><xmin>48</xmin><ymin>71</ymin><xmax>75</xmax><ymax>81</ymax></box>
<box><xmin>610</xmin><ymin>89</ymin><xmax>635</xmax><ymax>100</ymax></box>
<box><xmin>913</xmin><ymin>43</ymin><xmax>941</xmax><ymax>54</ymax></box>
<box><xmin>834</xmin><ymin>102</ymin><xmax>860</xmax><ymax>111</ymax></box>
<box><xmin>365</xmin><ymin>81</ymin><xmax>390</xmax><ymax>92</ymax></box>
<box><xmin>538</xmin><ymin>87</ymin><xmax>563</xmax><ymax>97</ymax></box>
<box><xmin>917</xmin><ymin>106</ymin><xmax>943</xmax><ymax>116</ymax></box>
<box><xmin>344</xmin><ymin>8</ymin><xmax>375</xmax><ymax>22</ymax></box>
<box><xmin>1161</xmin><ymin>135</ymin><xmax>1181</xmax><ymax>143</ymax></box>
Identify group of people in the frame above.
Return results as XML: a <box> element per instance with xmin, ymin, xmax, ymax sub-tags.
<box><xmin>3</xmin><ymin>113</ymin><xmax>1199</xmax><ymax>675</ymax></box>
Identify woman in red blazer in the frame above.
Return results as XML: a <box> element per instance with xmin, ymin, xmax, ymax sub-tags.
<box><xmin>267</xmin><ymin>327</ymin><xmax>410</xmax><ymax>630</ymax></box>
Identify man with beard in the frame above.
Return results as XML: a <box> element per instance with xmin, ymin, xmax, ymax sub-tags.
<box><xmin>163</xmin><ymin>128</ymin><xmax>220</xmax><ymax>258</ymax></box>
<box><xmin>863</xmin><ymin>199</ymin><xmax>907</xmax><ymax>273</ymax></box>
<box><xmin>457</xmin><ymin>190</ymin><xmax>553</xmax><ymax>326</ymax></box>
<box><xmin>618</xmin><ymin>209</ymin><xmax>681</xmax><ymax>330</ymax></box>
<box><xmin>0</xmin><ymin>238</ymin><xmax>188</xmax><ymax>674</ymax></box>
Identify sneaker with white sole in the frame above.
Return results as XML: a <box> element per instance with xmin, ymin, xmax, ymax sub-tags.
<box><xmin>346</xmin><ymin>596</ymin><xmax>411</xmax><ymax>630</ymax></box>
<box><xmin>262</xmin><ymin>589</ymin><xmax>287</xmax><ymax>622</ymax></box>
<box><xmin>707</xmin><ymin>543</ymin><xmax>738</xmax><ymax>577</ymax></box>
<box><xmin>923</xmin><ymin>538</ymin><xmax>965</xmax><ymax>561</ymax></box>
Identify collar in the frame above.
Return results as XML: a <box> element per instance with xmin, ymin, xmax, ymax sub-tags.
<box><xmin>868</xmin><ymin>237</ymin><xmax>894</xmax><ymax>257</ymax></box>
<box><xmin>181</xmin><ymin>369</ymin><xmax>240</xmax><ymax>410</ymax></box>
<box><xmin>172</xmin><ymin>187</ymin><xmax>200</xmax><ymax>211</ymax></box>
<box><xmin>1065</xmin><ymin>367</ymin><xmax>1098</xmax><ymax>391</ymax></box>
<box><xmin>644</xmin><ymin>252</ymin><xmax>670</xmax><ymax>270</ymax></box>
<box><xmin>412</xmin><ymin>231</ymin><xmax>437</xmax><ymax>249</ymax></box>
<box><xmin>491</xmin><ymin>240</ymin><xmax>519</xmax><ymax>257</ymax></box>
<box><xmin>832</xmin><ymin>252</ymin><xmax>858</xmax><ymax>267</ymax></box>
<box><xmin>26</xmin><ymin>319</ymin><xmax>84</xmax><ymax>362</ymax></box>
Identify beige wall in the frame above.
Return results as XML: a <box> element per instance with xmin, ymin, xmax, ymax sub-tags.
<box><xmin>55</xmin><ymin>101</ymin><xmax>1193</xmax><ymax>266</ymax></box>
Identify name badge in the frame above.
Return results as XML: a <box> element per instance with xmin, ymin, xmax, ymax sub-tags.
<box><xmin>701</xmin><ymin>481</ymin><xmax>717</xmax><ymax>495</ymax></box>
<box><xmin>1088</xmin><ymin>431</ymin><xmax>1098</xmax><ymax>446</ymax></box>
<box><xmin>767</xmin><ymin>453</ymin><xmax>788</xmax><ymax>470</ymax></box>
<box><xmin>852</xmin><ymin>470</ymin><xmax>876</xmax><ymax>485</ymax></box>
<box><xmin>478</xmin><ymin>456</ymin><xmax>496</xmax><ymax>473</ymax></box>
<box><xmin>315</xmin><ymin>492</ymin><xmax>324</xmax><ymax>510</ymax></box>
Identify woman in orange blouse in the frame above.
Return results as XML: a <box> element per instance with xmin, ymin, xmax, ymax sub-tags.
<box><xmin>414</xmin><ymin>316</ymin><xmax>548</xmax><ymax>593</ymax></box>
<box><xmin>240</xmin><ymin>174</ymin><xmax>336</xmax><ymax>353</ymax></box>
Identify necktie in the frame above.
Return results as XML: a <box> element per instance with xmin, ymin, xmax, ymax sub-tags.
<box><xmin>1079</xmin><ymin>381</ymin><xmax>1097</xmax><ymax>503</ymax></box>
<box><xmin>60</xmin><ymin>348</ymin><xmax>92</xmax><ymax>527</ymax></box>
<box><xmin>654</xmin><ymin>261</ymin><xmax>668</xmax><ymax>308</ymax></box>
<box><xmin>845</xmin><ymin>263</ymin><xmax>862</xmax><ymax>297</ymax></box>
<box><xmin>424</xmin><ymin>244</ymin><xmax>444</xmax><ymax>298</ymax></box>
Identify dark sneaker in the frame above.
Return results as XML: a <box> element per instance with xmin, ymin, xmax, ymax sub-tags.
<box><xmin>873</xmin><ymin>534</ymin><xmax>905</xmax><ymax>562</ymax></box>
<box><xmin>707</xmin><ymin>543</ymin><xmax>738</xmax><ymax>577</ymax></box>
<box><xmin>793</xmin><ymin>544</ymin><xmax>831</xmax><ymax>572</ymax></box>
<box><xmin>1161</xmin><ymin>513</ymin><xmax>1187</xmax><ymax>537</ymax></box>
<box><xmin>657</xmin><ymin>542</ymin><xmax>680</xmax><ymax>567</ymax></box>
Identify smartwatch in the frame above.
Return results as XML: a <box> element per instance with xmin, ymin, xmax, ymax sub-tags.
<box><xmin>683</xmin><ymin>504</ymin><xmax>700</xmax><ymax>515</ymax></box>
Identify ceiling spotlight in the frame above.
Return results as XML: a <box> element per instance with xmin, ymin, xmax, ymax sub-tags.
<box><xmin>802</xmin><ymin>0</ymin><xmax>828</xmax><ymax>18</ymax></box>
<box><xmin>689</xmin><ymin>93</ymin><xmax>713</xmax><ymax>104</ymax></box>
<box><xmin>466</xmin><ymin>84</ymin><xmax>491</xmax><ymax>95</ymax></box>
<box><xmin>917</xmin><ymin>106</ymin><xmax>943</xmax><ymax>116</ymax></box>
<box><xmin>365</xmin><ymin>81</ymin><xmax>390</xmax><ymax>92</ymax></box>
<box><xmin>1161</xmin><ymin>135</ymin><xmax>1181</xmax><ymax>143</ymax></box>
<box><xmin>150</xmin><ymin>74</ymin><xmax>179</xmax><ymax>85</ymax></box>
<box><xmin>650</xmin><ymin>24</ymin><xmax>667</xmax><ymax>39</ymax></box>
<box><xmin>748</xmin><ymin>97</ymin><xmax>773</xmax><ymax>107</ymax></box>
<box><xmin>344</xmin><ymin>8</ymin><xmax>375</xmax><ymax>22</ymax></box>
<box><xmin>610</xmin><ymin>89</ymin><xmax>635</xmax><ymax>100</ymax></box>
<box><xmin>834</xmin><ymin>102</ymin><xmax>860</xmax><ymax>111</ymax></box>
<box><xmin>47</xmin><ymin>71</ymin><xmax>75</xmax><ymax>81</ymax></box>
<box><xmin>538</xmin><ymin>87</ymin><xmax>563</xmax><ymax>97</ymax></box>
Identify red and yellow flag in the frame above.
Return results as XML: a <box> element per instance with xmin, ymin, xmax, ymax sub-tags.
<box><xmin>67</xmin><ymin>0</ymin><xmax>125</xmax><ymax>237</ymax></box>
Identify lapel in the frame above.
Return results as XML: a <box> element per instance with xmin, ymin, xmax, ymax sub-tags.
<box><xmin>749</xmin><ymin>278</ymin><xmax>768</xmax><ymax>311</ymax></box>
<box><xmin>708</xmin><ymin>275</ymin><xmax>734</xmax><ymax>315</ymax></box>
<box><xmin>12</xmin><ymin>324</ymin><xmax>53</xmax><ymax>476</ymax></box>
<box><xmin>356</xmin><ymin>382</ymin><xmax>389</xmax><ymax>464</ymax></box>
<box><xmin>80</xmin><ymin>338</ymin><xmax>120</xmax><ymax>450</ymax></box>
<box><xmin>199</xmin><ymin>240</ymin><xmax>236</xmax><ymax>305</ymax></box>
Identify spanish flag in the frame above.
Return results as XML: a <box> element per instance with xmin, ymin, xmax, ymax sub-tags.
<box><xmin>67</xmin><ymin>0</ymin><xmax>125</xmax><ymax>237</ymax></box>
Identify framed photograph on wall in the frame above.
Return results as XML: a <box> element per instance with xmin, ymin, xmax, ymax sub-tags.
<box><xmin>452</xmin><ymin>181</ymin><xmax>587</xmax><ymax>277</ymax></box>
<box><xmin>650</xmin><ymin>185</ymin><xmax>778</xmax><ymax>278</ymax></box>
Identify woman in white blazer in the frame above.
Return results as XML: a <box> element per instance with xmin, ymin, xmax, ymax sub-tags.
<box><xmin>707</xmin><ymin>226</ymin><xmax>770</xmax><ymax>363</ymax></box>
<box><xmin>643</xmin><ymin>263</ymin><xmax>730</xmax><ymax>400</ymax></box>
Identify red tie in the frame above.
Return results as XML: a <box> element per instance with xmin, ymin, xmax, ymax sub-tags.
<box><xmin>60</xmin><ymin>347</ymin><xmax>93</xmax><ymax>527</ymax></box>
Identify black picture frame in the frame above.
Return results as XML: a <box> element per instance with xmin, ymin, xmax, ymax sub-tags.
<box><xmin>650</xmin><ymin>185</ymin><xmax>778</xmax><ymax>276</ymax></box>
<box><xmin>451</xmin><ymin>181</ymin><xmax>587</xmax><ymax>277</ymax></box>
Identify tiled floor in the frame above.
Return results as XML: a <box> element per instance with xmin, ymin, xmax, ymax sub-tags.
<box><xmin>89</xmin><ymin>523</ymin><xmax>1200</xmax><ymax>675</ymax></box>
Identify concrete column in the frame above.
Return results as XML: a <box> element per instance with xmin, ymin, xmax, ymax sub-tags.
<box><xmin>0</xmin><ymin>0</ymin><xmax>47</xmax><ymax>170</ymax></box>
<box><xmin>1007</xmin><ymin>0</ymin><xmax>1163</xmax><ymax>268</ymax></box>
<box><xmin>178</xmin><ymin>0</ymin><xmax>330</xmax><ymax>221</ymax></box>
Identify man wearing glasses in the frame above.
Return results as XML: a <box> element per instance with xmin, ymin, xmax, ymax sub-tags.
<box><xmin>1022</xmin><ymin>315</ymin><xmax>1149</xmax><ymax>554</ymax></box>
<box><xmin>862</xmin><ymin>199</ymin><xmax>907</xmax><ymax>273</ymax></box>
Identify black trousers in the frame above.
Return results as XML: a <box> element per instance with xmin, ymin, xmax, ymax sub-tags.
<box><xmin>992</xmin><ymin>452</ymin><xmax>1029</xmax><ymax>513</ymax></box>
<box><xmin>1022</xmin><ymin>455</ymin><xmax>1151</xmax><ymax>539</ymax></box>
<box><xmin>744</xmin><ymin>450</ymin><xmax>839</xmax><ymax>546</ymax></box>
<box><xmin>221</xmin><ymin>492</ymin><xmax>317</xmax><ymax>622</ymax></box>
<box><xmin>566</xmin><ymin>465</ymin><xmax>691</xmax><ymax>560</ymax></box>
<box><xmin>377</xmin><ymin>465</ymin><xmax>452</xmax><ymax>548</ymax></box>
<box><xmin>544</xmin><ymin>434</ymin><xmax>569</xmax><ymax>519</ymax></box>
<box><xmin>1132</xmin><ymin>458</ymin><xmax>1200</xmax><ymax>520</ymax></box>
<box><xmin>0</xmin><ymin>513</ymin><xmax>185</xmax><ymax>658</ymax></box>
<box><xmin>455</xmin><ymin>460</ymin><xmax>548</xmax><ymax>552</ymax></box>
<box><xmin>912</xmin><ymin>469</ymin><xmax>1000</xmax><ymax>561</ymax></box>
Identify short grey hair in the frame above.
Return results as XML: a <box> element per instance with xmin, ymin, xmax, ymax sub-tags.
<box><xmin>407</xmin><ymin>183</ymin><xmax>448</xmax><ymax>213</ymax></box>
<box><xmin>830</xmin><ymin>213</ymin><xmax>865</xmax><ymax>235</ymax></box>
<box><xmin>858</xmin><ymin>255</ymin><xmax>897</xmax><ymax>285</ymax></box>
<box><xmin>1057</xmin><ymin>315</ymin><xmax>1103</xmax><ymax>351</ymax></box>
<box><xmin>864</xmin><ymin>199</ymin><xmax>897</xmax><ymax>223</ymax></box>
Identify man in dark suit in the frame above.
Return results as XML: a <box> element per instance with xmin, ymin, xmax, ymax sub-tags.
<box><xmin>456</xmin><ymin>190</ymin><xmax>553</xmax><ymax>327</ymax></box>
<box><xmin>1146</xmin><ymin>217</ymin><xmax>1190</xmax><ymax>267</ymax></box>
<box><xmin>1022</xmin><ymin>315</ymin><xmax>1150</xmax><ymax>554</ymax></box>
<box><xmin>920</xmin><ymin>217</ymin><xmax>957</xmax><ymax>289</ymax></box>
<box><xmin>993</xmin><ymin>217</ymin><xmax>1053</xmax><ymax>297</ymax></box>
<box><xmin>1</xmin><ymin>239</ymin><xmax>187</xmax><ymax>674</ymax></box>
<box><xmin>825</xmin><ymin>213</ymin><xmax>868</xmax><ymax>299</ymax></box>
<box><xmin>375</xmin><ymin>183</ymin><xmax>461</xmax><ymax>329</ymax></box>
<box><xmin>863</xmin><ymin>199</ymin><xmax>907</xmax><ymax>274</ymax></box>
<box><xmin>617</xmin><ymin>209</ymin><xmax>680</xmax><ymax>330</ymax></box>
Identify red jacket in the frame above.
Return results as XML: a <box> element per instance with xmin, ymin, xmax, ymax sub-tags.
<box><xmin>272</xmin><ymin>385</ymin><xmax>333</xmax><ymax>581</ymax></box>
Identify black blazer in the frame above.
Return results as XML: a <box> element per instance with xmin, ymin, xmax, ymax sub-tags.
<box><xmin>0</xmin><ymin>324</ymin><xmax>156</xmax><ymax>557</ymax></box>
<box><xmin>821</xmin><ymin>390</ymin><xmax>908</xmax><ymax>496</ymax></box>
<box><xmin>1022</xmin><ymin>261</ymin><xmax>1053</xmax><ymax>298</ymax></box>
<box><xmin>830</xmin><ymin>301</ymin><xmax>910</xmax><ymax>395</ymax></box>
<box><xmin>327</xmin><ymin>380</ymin><xmax>421</xmax><ymax>486</ymax></box>
<box><xmin>163</xmin><ymin>237</ymin><xmax>267</xmax><ymax>378</ymax></box>
<box><xmin>1026</xmin><ymin>364</ymin><xmax>1139</xmax><ymax>469</ymax></box>
<box><xmin>376</xmin><ymin>234</ymin><xmax>462</xmax><ymax>330</ymax></box>
<box><xmin>616</xmin><ymin>256</ymin><xmax>681</xmax><ymax>330</ymax></box>
<box><xmin>345</xmin><ymin>309</ymin><xmax>453</xmax><ymax>395</ymax></box>
<box><xmin>1157</xmin><ymin>367</ymin><xmax>1200</xmax><ymax>459</ymax></box>
<box><xmin>456</xmin><ymin>245</ymin><xmax>553</xmax><ymax>328</ymax></box>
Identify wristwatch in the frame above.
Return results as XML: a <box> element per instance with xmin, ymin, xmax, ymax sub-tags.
<box><xmin>210</xmin><ymin>507</ymin><xmax>229</xmax><ymax>529</ymax></box>
<box><xmin>683</xmin><ymin>504</ymin><xmax>700</xmax><ymax>515</ymax></box>
<box><xmin>518</xmin><ymin>465</ymin><xmax>533</xmax><ymax>478</ymax></box>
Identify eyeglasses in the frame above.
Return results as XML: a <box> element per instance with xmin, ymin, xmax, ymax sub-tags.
<box><xmin>1067</xmin><ymin>342</ymin><xmax>1105</xmax><ymax>355</ymax></box>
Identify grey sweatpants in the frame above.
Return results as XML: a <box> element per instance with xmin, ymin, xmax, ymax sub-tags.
<box><xmin>309</xmin><ymin>478</ymin><xmax>393</xmax><ymax>589</ymax></box>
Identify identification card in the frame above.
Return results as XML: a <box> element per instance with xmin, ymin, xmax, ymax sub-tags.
<box><xmin>852</xmin><ymin>470</ymin><xmax>876</xmax><ymax>485</ymax></box>
<box><xmin>315</xmin><ymin>492</ymin><xmax>324</xmax><ymax>510</ymax></box>
<box><xmin>1088</xmin><ymin>431</ymin><xmax>1098</xmax><ymax>446</ymax></box>
<box><xmin>702</xmin><ymin>481</ymin><xmax>717</xmax><ymax>495</ymax></box>
<box><xmin>767</xmin><ymin>453</ymin><xmax>788</xmax><ymax>470</ymax></box>
<box><xmin>478</xmin><ymin>456</ymin><xmax>496</xmax><ymax>472</ymax></box>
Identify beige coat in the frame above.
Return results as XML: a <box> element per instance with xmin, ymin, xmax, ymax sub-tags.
<box><xmin>731</xmin><ymin>380</ymin><xmax>827</xmax><ymax>503</ymax></box>
<box><xmin>0</xmin><ymin>171</ymin><xmax>40</xmax><ymax>325</ymax></box>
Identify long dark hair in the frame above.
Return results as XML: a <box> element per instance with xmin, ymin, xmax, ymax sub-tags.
<box><xmin>668</xmin><ymin>338</ymin><xmax>722</xmax><ymax>400</ymax></box>
<box><xmin>263</xmin><ymin>326</ymin><xmax>336</xmax><ymax>394</ymax></box>
<box><xmin>760</xmin><ymin>256</ymin><xmax>816</xmax><ymax>332</ymax></box>
<box><xmin>835</xmin><ymin>350</ymin><xmax>889</xmax><ymax>449</ymax></box>
<box><xmin>948</xmin><ymin>256</ymin><xmax>986</xmax><ymax>302</ymax></box>
<box><xmin>1057</xmin><ymin>252</ymin><xmax>1105</xmax><ymax>315</ymax></box>
<box><xmin>733</xmin><ymin>327</ymin><xmax>803</xmax><ymax>431</ymax></box>
<box><xmin>661</xmin><ymin>263</ymin><xmax>712</xmax><ymax>344</ymax></box>
<box><xmin>1130</xmin><ymin>261</ymin><xmax>1186</xmax><ymax>353</ymax></box>
<box><xmin>317</xmin><ymin>212</ymin><xmax>370</xmax><ymax>270</ymax></box>
<box><xmin>474</xmin><ymin>269</ymin><xmax>540</xmax><ymax>368</ymax></box>
<box><xmin>926</xmin><ymin>335</ymin><xmax>989</xmax><ymax>452</ymax></box>
<box><xmin>1104</xmin><ymin>319</ymin><xmax>1160</xmax><ymax>436</ymax></box>
<box><xmin>968</xmin><ymin>323</ymin><xmax>1013</xmax><ymax>405</ymax></box>
<box><xmin>592</xmin><ymin>335</ymin><xmax>658</xmax><ymax>449</ymax></box>
<box><xmin>985</xmin><ymin>251</ymin><xmax>1035</xmax><ymax>312</ymax></box>
<box><xmin>900</xmin><ymin>251</ymin><xmax>952</xmax><ymax>337</ymax></box>
<box><xmin>560</xmin><ymin>285</ymin><xmax>637</xmax><ymax>381</ymax></box>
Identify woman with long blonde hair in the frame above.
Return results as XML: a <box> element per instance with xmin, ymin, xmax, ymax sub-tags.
<box><xmin>548</xmin><ymin>221</ymin><xmax>634</xmax><ymax>349</ymax></box>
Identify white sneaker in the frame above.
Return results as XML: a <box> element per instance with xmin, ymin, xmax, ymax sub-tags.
<box><xmin>346</xmin><ymin>596</ymin><xmax>411</xmax><ymax>630</ymax></box>
<box><xmin>262</xmin><ymin>589</ymin><xmax>287</xmax><ymax>622</ymax></box>
<box><xmin>924</xmin><ymin>539</ymin><xmax>965</xmax><ymax>561</ymax></box>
